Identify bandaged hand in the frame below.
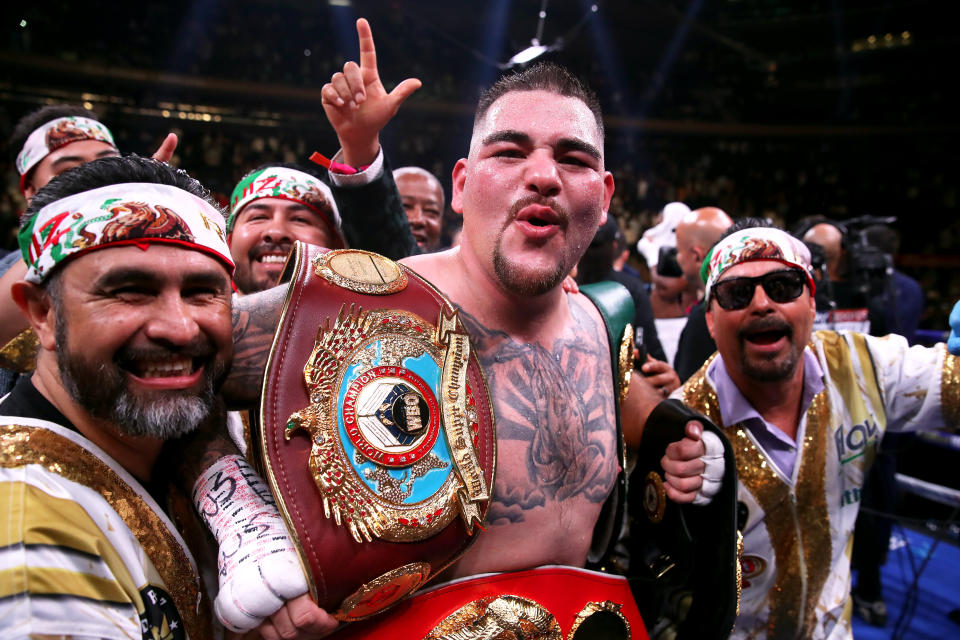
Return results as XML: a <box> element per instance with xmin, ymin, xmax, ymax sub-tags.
<box><xmin>192</xmin><ymin>455</ymin><xmax>309</xmax><ymax>632</ymax></box>
<box><xmin>949</xmin><ymin>300</ymin><xmax>960</xmax><ymax>356</ymax></box>
<box><xmin>661</xmin><ymin>421</ymin><xmax>724</xmax><ymax>504</ymax></box>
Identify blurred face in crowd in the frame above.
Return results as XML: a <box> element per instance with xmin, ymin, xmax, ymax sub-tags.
<box><xmin>706</xmin><ymin>260</ymin><xmax>816</xmax><ymax>385</ymax></box>
<box><xmin>24</xmin><ymin>140</ymin><xmax>119</xmax><ymax>200</ymax></box>
<box><xmin>49</xmin><ymin>245</ymin><xmax>233</xmax><ymax>440</ymax></box>
<box><xmin>451</xmin><ymin>89</ymin><xmax>614</xmax><ymax>297</ymax></box>
<box><xmin>396</xmin><ymin>171</ymin><xmax>444</xmax><ymax>251</ymax></box>
<box><xmin>674</xmin><ymin>227</ymin><xmax>703</xmax><ymax>288</ymax></box>
<box><xmin>229</xmin><ymin>197</ymin><xmax>336</xmax><ymax>293</ymax></box>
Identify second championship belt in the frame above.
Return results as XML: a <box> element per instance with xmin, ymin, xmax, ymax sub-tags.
<box><xmin>257</xmin><ymin>244</ymin><xmax>496</xmax><ymax>622</ymax></box>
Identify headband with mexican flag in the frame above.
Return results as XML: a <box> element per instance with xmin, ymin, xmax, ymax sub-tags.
<box><xmin>16</xmin><ymin>116</ymin><xmax>117</xmax><ymax>188</ymax></box>
<box><xmin>701</xmin><ymin>226</ymin><xmax>815</xmax><ymax>302</ymax></box>
<box><xmin>19</xmin><ymin>182</ymin><xmax>234</xmax><ymax>284</ymax></box>
<box><xmin>228</xmin><ymin>166</ymin><xmax>344</xmax><ymax>247</ymax></box>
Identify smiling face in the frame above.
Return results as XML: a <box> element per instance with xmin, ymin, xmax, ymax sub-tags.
<box><xmin>451</xmin><ymin>89</ymin><xmax>614</xmax><ymax>297</ymax></box>
<box><xmin>706</xmin><ymin>259</ymin><xmax>816</xmax><ymax>386</ymax></box>
<box><xmin>228</xmin><ymin>197</ymin><xmax>336</xmax><ymax>293</ymax></box>
<box><xmin>396</xmin><ymin>172</ymin><xmax>444</xmax><ymax>251</ymax></box>
<box><xmin>50</xmin><ymin>244</ymin><xmax>233</xmax><ymax>440</ymax></box>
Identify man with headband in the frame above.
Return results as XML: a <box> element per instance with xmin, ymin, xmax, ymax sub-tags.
<box><xmin>0</xmin><ymin>105</ymin><xmax>177</xmax><ymax>342</ymax></box>
<box><xmin>218</xmin><ymin>20</ymin><xmax>733</xmax><ymax>637</ymax></box>
<box><xmin>676</xmin><ymin>219</ymin><xmax>960</xmax><ymax>639</ymax></box>
<box><xmin>0</xmin><ymin>156</ymin><xmax>335</xmax><ymax>638</ymax></box>
<box><xmin>227</xmin><ymin>163</ymin><xmax>347</xmax><ymax>294</ymax></box>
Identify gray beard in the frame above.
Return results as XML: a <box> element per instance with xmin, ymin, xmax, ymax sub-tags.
<box><xmin>56</xmin><ymin>323</ymin><xmax>220</xmax><ymax>441</ymax></box>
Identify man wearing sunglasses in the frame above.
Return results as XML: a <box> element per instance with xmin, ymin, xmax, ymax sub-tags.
<box><xmin>675</xmin><ymin>222</ymin><xmax>960</xmax><ymax>640</ymax></box>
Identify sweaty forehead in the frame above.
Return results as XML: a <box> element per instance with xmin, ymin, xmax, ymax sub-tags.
<box><xmin>471</xmin><ymin>90</ymin><xmax>602</xmax><ymax>156</ymax></box>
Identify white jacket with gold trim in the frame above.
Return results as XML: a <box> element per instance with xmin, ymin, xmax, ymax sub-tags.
<box><xmin>0</xmin><ymin>417</ymin><xmax>212</xmax><ymax>640</ymax></box>
<box><xmin>681</xmin><ymin>330</ymin><xmax>960</xmax><ymax>640</ymax></box>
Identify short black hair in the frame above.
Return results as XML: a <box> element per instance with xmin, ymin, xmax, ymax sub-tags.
<box><xmin>10</xmin><ymin>104</ymin><xmax>101</xmax><ymax>163</ymax></box>
<box><xmin>475</xmin><ymin>62</ymin><xmax>604</xmax><ymax>139</ymax></box>
<box><xmin>714</xmin><ymin>217</ymin><xmax>775</xmax><ymax>246</ymax></box>
<box><xmin>24</xmin><ymin>155</ymin><xmax>223</xmax><ymax>228</ymax></box>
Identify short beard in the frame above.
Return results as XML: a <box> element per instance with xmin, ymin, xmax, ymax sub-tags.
<box><xmin>233</xmin><ymin>242</ymin><xmax>292</xmax><ymax>294</ymax></box>
<box><xmin>55</xmin><ymin>318</ymin><xmax>223</xmax><ymax>441</ymax></box>
<box><xmin>490</xmin><ymin>196</ymin><xmax>574</xmax><ymax>297</ymax></box>
<box><xmin>493</xmin><ymin>243</ymin><xmax>568</xmax><ymax>297</ymax></box>
<box><xmin>737</xmin><ymin>318</ymin><xmax>801</xmax><ymax>383</ymax></box>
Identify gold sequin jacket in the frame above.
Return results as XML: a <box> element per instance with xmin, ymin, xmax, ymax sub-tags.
<box><xmin>681</xmin><ymin>330</ymin><xmax>959</xmax><ymax>640</ymax></box>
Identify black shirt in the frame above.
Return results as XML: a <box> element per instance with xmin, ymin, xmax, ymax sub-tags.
<box><xmin>674</xmin><ymin>299</ymin><xmax>717</xmax><ymax>383</ymax></box>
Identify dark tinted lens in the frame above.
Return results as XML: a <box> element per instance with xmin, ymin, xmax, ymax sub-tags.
<box><xmin>713</xmin><ymin>278</ymin><xmax>757</xmax><ymax>310</ymax></box>
<box><xmin>762</xmin><ymin>271</ymin><xmax>806</xmax><ymax>303</ymax></box>
<box><xmin>713</xmin><ymin>270</ymin><xmax>807</xmax><ymax>310</ymax></box>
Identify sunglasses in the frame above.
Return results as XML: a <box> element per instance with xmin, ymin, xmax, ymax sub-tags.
<box><xmin>712</xmin><ymin>269</ymin><xmax>808</xmax><ymax>311</ymax></box>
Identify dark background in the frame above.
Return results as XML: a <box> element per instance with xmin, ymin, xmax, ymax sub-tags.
<box><xmin>2</xmin><ymin>0</ymin><xmax>957</xmax><ymax>326</ymax></box>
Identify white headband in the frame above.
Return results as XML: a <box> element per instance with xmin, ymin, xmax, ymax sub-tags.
<box><xmin>16</xmin><ymin>116</ymin><xmax>117</xmax><ymax>181</ymax></box>
<box><xmin>702</xmin><ymin>226</ymin><xmax>815</xmax><ymax>301</ymax></box>
<box><xmin>229</xmin><ymin>166</ymin><xmax>344</xmax><ymax>247</ymax></box>
<box><xmin>20</xmin><ymin>182</ymin><xmax>234</xmax><ymax>284</ymax></box>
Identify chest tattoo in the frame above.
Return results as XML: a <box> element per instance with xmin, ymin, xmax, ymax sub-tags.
<box><xmin>458</xmin><ymin>301</ymin><xmax>617</xmax><ymax>524</ymax></box>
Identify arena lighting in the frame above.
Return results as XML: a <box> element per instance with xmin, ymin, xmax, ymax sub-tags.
<box><xmin>501</xmin><ymin>1</ymin><xmax>598</xmax><ymax>69</ymax></box>
<box><xmin>506</xmin><ymin>42</ymin><xmax>550</xmax><ymax>67</ymax></box>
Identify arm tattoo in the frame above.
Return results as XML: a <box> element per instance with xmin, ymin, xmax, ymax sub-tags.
<box><xmin>458</xmin><ymin>300</ymin><xmax>617</xmax><ymax>525</ymax></box>
<box><xmin>164</xmin><ymin>398</ymin><xmax>241</xmax><ymax>491</ymax></box>
<box><xmin>221</xmin><ymin>285</ymin><xmax>286</xmax><ymax>409</ymax></box>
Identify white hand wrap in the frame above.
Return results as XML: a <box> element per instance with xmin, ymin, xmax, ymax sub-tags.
<box><xmin>192</xmin><ymin>455</ymin><xmax>308</xmax><ymax>631</ymax></box>
<box><xmin>692</xmin><ymin>430</ymin><xmax>725</xmax><ymax>506</ymax></box>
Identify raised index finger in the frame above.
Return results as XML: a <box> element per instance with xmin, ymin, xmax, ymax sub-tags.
<box><xmin>356</xmin><ymin>18</ymin><xmax>378</xmax><ymax>77</ymax></box>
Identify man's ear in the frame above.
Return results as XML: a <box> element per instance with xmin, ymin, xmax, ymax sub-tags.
<box><xmin>11</xmin><ymin>281</ymin><xmax>57</xmax><ymax>351</ymax></box>
<box><xmin>601</xmin><ymin>171</ymin><xmax>615</xmax><ymax>215</ymax></box>
<box><xmin>450</xmin><ymin>158</ymin><xmax>468</xmax><ymax>214</ymax></box>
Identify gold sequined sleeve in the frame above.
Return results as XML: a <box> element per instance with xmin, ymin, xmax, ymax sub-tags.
<box><xmin>0</xmin><ymin>329</ymin><xmax>38</xmax><ymax>373</ymax></box>
<box><xmin>941</xmin><ymin>351</ymin><xmax>960</xmax><ymax>429</ymax></box>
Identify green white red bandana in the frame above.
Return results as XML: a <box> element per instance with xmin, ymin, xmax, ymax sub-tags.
<box><xmin>228</xmin><ymin>167</ymin><xmax>344</xmax><ymax>247</ymax></box>
<box><xmin>701</xmin><ymin>226</ymin><xmax>815</xmax><ymax>301</ymax></box>
<box><xmin>19</xmin><ymin>183</ymin><xmax>234</xmax><ymax>284</ymax></box>
<box><xmin>16</xmin><ymin>116</ymin><xmax>117</xmax><ymax>184</ymax></box>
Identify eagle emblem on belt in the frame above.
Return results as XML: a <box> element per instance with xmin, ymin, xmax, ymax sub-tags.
<box><xmin>285</xmin><ymin>305</ymin><xmax>489</xmax><ymax>545</ymax></box>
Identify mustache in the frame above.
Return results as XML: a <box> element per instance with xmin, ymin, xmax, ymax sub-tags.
<box><xmin>507</xmin><ymin>195</ymin><xmax>569</xmax><ymax>226</ymax></box>
<box><xmin>249</xmin><ymin>242</ymin><xmax>292</xmax><ymax>260</ymax></box>
<box><xmin>116</xmin><ymin>339</ymin><xmax>217</xmax><ymax>366</ymax></box>
<box><xmin>738</xmin><ymin>316</ymin><xmax>794</xmax><ymax>341</ymax></box>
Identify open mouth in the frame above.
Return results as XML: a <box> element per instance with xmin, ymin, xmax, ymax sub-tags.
<box><xmin>741</xmin><ymin>318</ymin><xmax>793</xmax><ymax>348</ymax></box>
<box><xmin>517</xmin><ymin>205</ymin><xmax>561</xmax><ymax>227</ymax></box>
<box><xmin>745</xmin><ymin>329</ymin><xmax>788</xmax><ymax>345</ymax></box>
<box><xmin>122</xmin><ymin>355</ymin><xmax>200</xmax><ymax>379</ymax></box>
<box><xmin>256</xmin><ymin>252</ymin><xmax>288</xmax><ymax>265</ymax></box>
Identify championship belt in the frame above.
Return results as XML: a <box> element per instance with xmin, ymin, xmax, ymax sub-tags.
<box><xmin>333</xmin><ymin>566</ymin><xmax>648</xmax><ymax>639</ymax></box>
<box><xmin>257</xmin><ymin>244</ymin><xmax>496</xmax><ymax>621</ymax></box>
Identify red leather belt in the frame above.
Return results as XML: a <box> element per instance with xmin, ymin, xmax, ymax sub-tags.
<box><xmin>257</xmin><ymin>244</ymin><xmax>496</xmax><ymax>620</ymax></box>
<box><xmin>334</xmin><ymin>565</ymin><xmax>648</xmax><ymax>639</ymax></box>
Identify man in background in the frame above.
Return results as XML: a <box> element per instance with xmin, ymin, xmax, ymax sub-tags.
<box><xmin>672</xmin><ymin>206</ymin><xmax>732</xmax><ymax>380</ymax></box>
<box><xmin>394</xmin><ymin>166</ymin><xmax>445</xmax><ymax>252</ymax></box>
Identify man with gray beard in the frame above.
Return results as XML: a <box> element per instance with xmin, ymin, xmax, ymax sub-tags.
<box><xmin>0</xmin><ymin>156</ymin><xmax>325</xmax><ymax>639</ymax></box>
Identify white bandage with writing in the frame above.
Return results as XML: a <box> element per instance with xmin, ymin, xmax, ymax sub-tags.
<box><xmin>693</xmin><ymin>431</ymin><xmax>725</xmax><ymax>506</ymax></box>
<box><xmin>192</xmin><ymin>455</ymin><xmax>308</xmax><ymax>631</ymax></box>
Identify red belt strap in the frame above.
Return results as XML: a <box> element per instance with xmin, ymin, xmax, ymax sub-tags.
<box><xmin>334</xmin><ymin>565</ymin><xmax>649</xmax><ymax>639</ymax></box>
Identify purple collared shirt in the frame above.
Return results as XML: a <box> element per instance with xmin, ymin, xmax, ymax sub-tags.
<box><xmin>708</xmin><ymin>348</ymin><xmax>824</xmax><ymax>482</ymax></box>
